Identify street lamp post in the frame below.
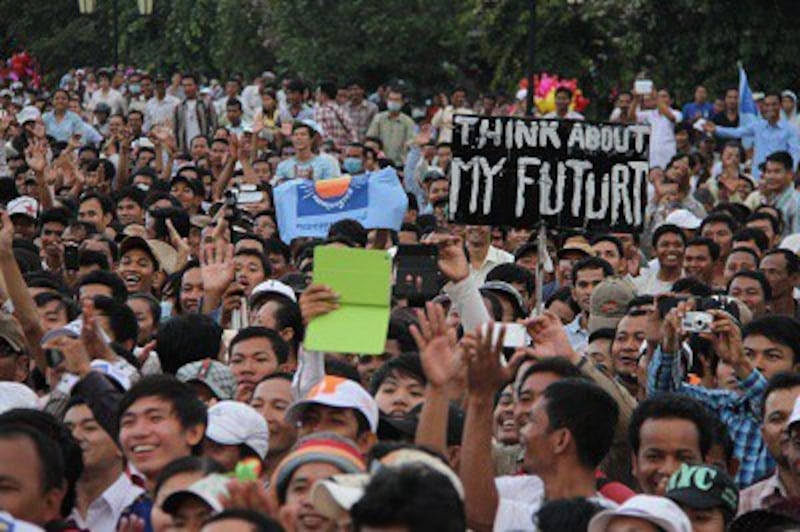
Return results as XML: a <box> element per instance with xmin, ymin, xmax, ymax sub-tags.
<box><xmin>77</xmin><ymin>0</ymin><xmax>153</xmax><ymax>67</ymax></box>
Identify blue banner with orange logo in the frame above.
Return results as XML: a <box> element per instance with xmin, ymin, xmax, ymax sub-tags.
<box><xmin>274</xmin><ymin>167</ymin><xmax>408</xmax><ymax>243</ymax></box>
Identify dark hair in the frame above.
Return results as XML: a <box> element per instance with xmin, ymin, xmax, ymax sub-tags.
<box><xmin>710</xmin><ymin>417</ymin><xmax>735</xmax><ymax>465</ymax></box>
<box><xmin>765</xmin><ymin>150</ymin><xmax>794</xmax><ymax>171</ymax></box>
<box><xmin>545</xmin><ymin>285</ymin><xmax>580</xmax><ymax>314</ymax></box>
<box><xmin>746</xmin><ymin>211</ymin><xmax>781</xmax><ymax>237</ymax></box>
<box><xmin>202</xmin><ymin>509</ymin><xmax>284</xmax><ymax>532</ymax></box>
<box><xmin>328</xmin><ymin>219</ymin><xmax>368</xmax><ymax>247</ymax></box>
<box><xmin>118</xmin><ymin>375</ymin><xmax>207</xmax><ymax>452</ymax></box>
<box><xmin>486</xmin><ymin>263</ymin><xmax>535</xmax><ymax>296</ymax></box>
<box><xmin>263</xmin><ymin>238</ymin><xmax>291</xmax><ymax>264</ymax></box>
<box><xmin>34</xmin><ymin>291</ymin><xmax>79</xmax><ymax>322</ymax></box>
<box><xmin>229</xmin><ymin>326</ymin><xmax>290</xmax><ymax>365</ymax></box>
<box><xmin>325</xmin><ymin>357</ymin><xmax>362</xmax><ymax>383</ymax></box>
<box><xmin>517</xmin><ymin>357</ymin><xmax>584</xmax><ymax>396</ymax></box>
<box><xmin>479</xmin><ymin>289</ymin><xmax>504</xmax><ymax>321</ymax></box>
<box><xmin>536</xmin><ymin>497</ymin><xmax>604</xmax><ymax>532</ymax></box>
<box><xmin>733</xmin><ymin>228</ymin><xmax>769</xmax><ymax>253</ymax></box>
<box><xmin>76</xmin><ymin>270</ymin><xmax>128</xmax><ymax>303</ymax></box>
<box><xmin>728</xmin><ymin>246</ymin><xmax>759</xmax><ymax>266</ymax></box>
<box><xmin>629</xmin><ymin>395</ymin><xmax>712</xmax><ymax>456</ymax></box>
<box><xmin>369</xmin><ymin>352</ymin><xmax>426</xmax><ymax>396</ymax></box>
<box><xmin>652</xmin><ymin>223</ymin><xmax>686</xmax><ymax>248</ymax></box>
<box><xmin>763</xmin><ymin>372</ymin><xmax>800</xmax><ymax>420</ymax></box>
<box><xmin>317</xmin><ymin>80</ymin><xmax>338</xmax><ymax>100</ymax></box>
<box><xmin>700</xmin><ymin>213</ymin><xmax>738</xmax><ymax>235</ymax></box>
<box><xmin>79</xmin><ymin>190</ymin><xmax>114</xmax><ymax>215</ymax></box>
<box><xmin>571</xmin><ymin>256</ymin><xmax>613</xmax><ymax>286</ymax></box>
<box><xmin>225</xmin><ymin>98</ymin><xmax>243</xmax><ymax>111</ymax></box>
<box><xmin>350</xmin><ymin>464</ymin><xmax>465</xmax><ymax>532</ymax></box>
<box><xmin>588</xmin><ymin>327</ymin><xmax>616</xmax><ymax>344</ymax></box>
<box><xmin>249</xmin><ymin>293</ymin><xmax>303</xmax><ymax>353</ymax></box>
<box><xmin>79</xmin><ymin>249</ymin><xmax>110</xmax><ymax>270</ymax></box>
<box><xmin>728</xmin><ymin>270</ymin><xmax>772</xmax><ymax>301</ymax></box>
<box><xmin>763</xmin><ymin>248</ymin><xmax>800</xmax><ymax>276</ymax></box>
<box><xmin>234</xmin><ymin>248</ymin><xmax>272</xmax><ymax>279</ymax></box>
<box><xmin>39</xmin><ymin>207</ymin><xmax>72</xmax><ymax>228</ymax></box>
<box><xmin>0</xmin><ymin>422</ymin><xmax>66</xmax><ymax>510</ymax></box>
<box><xmin>555</xmin><ymin>87</ymin><xmax>573</xmax><ymax>100</ymax></box>
<box><xmin>589</xmin><ymin>234</ymin><xmax>624</xmax><ymax>258</ymax></box>
<box><xmin>686</xmin><ymin>237</ymin><xmax>720</xmax><ymax>261</ymax></box>
<box><xmin>743</xmin><ymin>316</ymin><xmax>800</xmax><ymax>365</ymax></box>
<box><xmin>156</xmin><ymin>314</ymin><xmax>223</xmax><ymax>374</ymax></box>
<box><xmin>93</xmin><ymin>294</ymin><xmax>139</xmax><ymax>347</ymax></box>
<box><xmin>114</xmin><ymin>185</ymin><xmax>146</xmax><ymax>208</ymax></box>
<box><xmin>152</xmin><ymin>456</ymin><xmax>225</xmax><ymax>498</ymax></box>
<box><xmin>671</xmin><ymin>277</ymin><xmax>712</xmax><ymax>297</ymax></box>
<box><xmin>542</xmin><ymin>380</ymin><xmax>618</xmax><ymax>468</ymax></box>
<box><xmin>0</xmin><ymin>408</ymin><xmax>83</xmax><ymax>517</ymax></box>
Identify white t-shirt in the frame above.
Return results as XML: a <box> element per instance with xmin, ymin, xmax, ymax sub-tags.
<box><xmin>184</xmin><ymin>99</ymin><xmax>201</xmax><ymax>142</ymax></box>
<box><xmin>494</xmin><ymin>475</ymin><xmax>617</xmax><ymax>531</ymax></box>
<box><xmin>633</xmin><ymin>267</ymin><xmax>680</xmax><ymax>296</ymax></box>
<box><xmin>636</xmin><ymin>108</ymin><xmax>683</xmax><ymax>169</ymax></box>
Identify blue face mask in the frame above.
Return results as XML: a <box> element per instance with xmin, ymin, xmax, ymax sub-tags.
<box><xmin>343</xmin><ymin>157</ymin><xmax>363</xmax><ymax>174</ymax></box>
<box><xmin>129</xmin><ymin>83</ymin><xmax>141</xmax><ymax>95</ymax></box>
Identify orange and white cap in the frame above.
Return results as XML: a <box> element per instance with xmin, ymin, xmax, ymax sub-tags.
<box><xmin>286</xmin><ymin>375</ymin><xmax>379</xmax><ymax>433</ymax></box>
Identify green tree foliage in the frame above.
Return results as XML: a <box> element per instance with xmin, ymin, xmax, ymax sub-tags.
<box><xmin>469</xmin><ymin>0</ymin><xmax>800</xmax><ymax>112</ymax></box>
<box><xmin>1</xmin><ymin>0</ymin><xmax>799</xmax><ymax>108</ymax></box>
<box><xmin>267</xmin><ymin>0</ymin><xmax>471</xmax><ymax>92</ymax></box>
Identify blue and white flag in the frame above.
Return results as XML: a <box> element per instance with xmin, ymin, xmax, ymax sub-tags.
<box><xmin>738</xmin><ymin>64</ymin><xmax>759</xmax><ymax>151</ymax></box>
<box><xmin>738</xmin><ymin>64</ymin><xmax>760</xmax><ymax>123</ymax></box>
<box><xmin>274</xmin><ymin>167</ymin><xmax>409</xmax><ymax>244</ymax></box>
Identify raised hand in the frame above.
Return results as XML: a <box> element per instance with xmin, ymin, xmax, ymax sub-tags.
<box><xmin>25</xmin><ymin>138</ymin><xmax>48</xmax><ymax>174</ymax></box>
<box><xmin>298</xmin><ymin>284</ymin><xmax>340</xmax><ymax>326</ymax></box>
<box><xmin>200</xmin><ymin>238</ymin><xmax>235</xmax><ymax>296</ymax></box>
<box><xmin>421</xmin><ymin>232</ymin><xmax>469</xmax><ymax>283</ymax></box>
<box><xmin>523</xmin><ymin>311</ymin><xmax>576</xmax><ymax>361</ymax></box>
<box><xmin>704</xmin><ymin>310</ymin><xmax>745</xmax><ymax>367</ymax></box>
<box><xmin>462</xmin><ymin>322</ymin><xmax>510</xmax><ymax>398</ymax></box>
<box><xmin>410</xmin><ymin>302</ymin><xmax>459</xmax><ymax>388</ymax></box>
<box><xmin>0</xmin><ymin>210</ymin><xmax>14</xmax><ymax>255</ymax></box>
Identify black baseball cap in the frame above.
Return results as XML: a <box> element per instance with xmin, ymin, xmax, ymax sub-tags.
<box><xmin>666</xmin><ymin>463</ymin><xmax>739</xmax><ymax>522</ymax></box>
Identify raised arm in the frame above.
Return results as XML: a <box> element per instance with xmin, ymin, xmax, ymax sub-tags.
<box><xmin>412</xmin><ymin>302</ymin><xmax>460</xmax><ymax>454</ymax></box>
<box><xmin>460</xmin><ymin>323</ymin><xmax>511</xmax><ymax>531</ymax></box>
<box><xmin>0</xmin><ymin>210</ymin><xmax>46</xmax><ymax>371</ymax></box>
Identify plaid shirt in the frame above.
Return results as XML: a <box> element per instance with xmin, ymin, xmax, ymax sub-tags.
<box><xmin>313</xmin><ymin>101</ymin><xmax>357</xmax><ymax>148</ymax></box>
<box><xmin>648</xmin><ymin>346</ymin><xmax>773</xmax><ymax>487</ymax></box>
<box><xmin>346</xmin><ymin>99</ymin><xmax>378</xmax><ymax>141</ymax></box>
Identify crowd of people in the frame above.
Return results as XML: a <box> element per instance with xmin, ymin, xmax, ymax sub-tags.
<box><xmin>0</xmin><ymin>65</ymin><xmax>799</xmax><ymax>532</ymax></box>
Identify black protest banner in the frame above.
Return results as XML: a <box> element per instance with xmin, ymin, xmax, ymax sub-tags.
<box><xmin>448</xmin><ymin>115</ymin><xmax>650</xmax><ymax>231</ymax></box>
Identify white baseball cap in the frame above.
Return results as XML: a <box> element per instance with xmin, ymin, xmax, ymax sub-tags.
<box><xmin>0</xmin><ymin>382</ymin><xmax>38</xmax><ymax>414</ymax></box>
<box><xmin>588</xmin><ymin>495</ymin><xmax>692</xmax><ymax>532</ymax></box>
<box><xmin>206</xmin><ymin>400</ymin><xmax>269</xmax><ymax>459</ymax></box>
<box><xmin>16</xmin><ymin>106</ymin><xmax>40</xmax><ymax>124</ymax></box>
<box><xmin>7</xmin><ymin>196</ymin><xmax>39</xmax><ymax>220</ymax></box>
<box><xmin>162</xmin><ymin>473</ymin><xmax>229</xmax><ymax>515</ymax></box>
<box><xmin>286</xmin><ymin>375</ymin><xmax>379</xmax><ymax>433</ymax></box>
<box><xmin>250</xmin><ymin>279</ymin><xmax>297</xmax><ymax>303</ymax></box>
<box><xmin>665</xmin><ymin>209</ymin><xmax>702</xmax><ymax>230</ymax></box>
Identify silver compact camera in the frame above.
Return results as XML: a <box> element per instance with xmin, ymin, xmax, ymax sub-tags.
<box><xmin>682</xmin><ymin>311</ymin><xmax>713</xmax><ymax>334</ymax></box>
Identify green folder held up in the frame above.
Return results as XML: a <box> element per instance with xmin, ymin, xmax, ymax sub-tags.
<box><xmin>304</xmin><ymin>246</ymin><xmax>393</xmax><ymax>354</ymax></box>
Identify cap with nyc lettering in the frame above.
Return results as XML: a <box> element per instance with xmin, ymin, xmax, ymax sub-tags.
<box><xmin>665</xmin><ymin>463</ymin><xmax>739</xmax><ymax>522</ymax></box>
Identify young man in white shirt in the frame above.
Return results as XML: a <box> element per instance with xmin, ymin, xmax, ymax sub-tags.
<box><xmin>460</xmin><ymin>323</ymin><xmax>620</xmax><ymax>531</ymax></box>
<box><xmin>65</xmin><ymin>397</ymin><xmax>143</xmax><ymax>531</ymax></box>
<box><xmin>630</xmin><ymin>88</ymin><xmax>683</xmax><ymax>170</ymax></box>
